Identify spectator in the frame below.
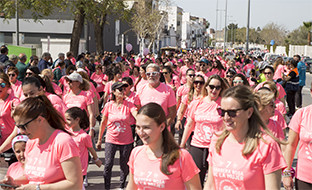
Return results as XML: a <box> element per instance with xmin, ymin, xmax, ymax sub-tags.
<box><xmin>16</xmin><ymin>53</ymin><xmax>27</xmax><ymax>81</ymax></box>
<box><xmin>7</xmin><ymin>67</ymin><xmax>22</xmax><ymax>98</ymax></box>
<box><xmin>0</xmin><ymin>45</ymin><xmax>9</xmax><ymax>63</ymax></box>
<box><xmin>38</xmin><ymin>52</ymin><xmax>52</xmax><ymax>72</ymax></box>
<box><xmin>294</xmin><ymin>54</ymin><xmax>306</xmax><ymax>109</ymax></box>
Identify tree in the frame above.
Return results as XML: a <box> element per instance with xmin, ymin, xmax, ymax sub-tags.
<box><xmin>260</xmin><ymin>22</ymin><xmax>286</xmax><ymax>45</ymax></box>
<box><xmin>129</xmin><ymin>0</ymin><xmax>169</xmax><ymax>53</ymax></box>
<box><xmin>303</xmin><ymin>21</ymin><xmax>312</xmax><ymax>45</ymax></box>
<box><xmin>286</xmin><ymin>25</ymin><xmax>309</xmax><ymax>45</ymax></box>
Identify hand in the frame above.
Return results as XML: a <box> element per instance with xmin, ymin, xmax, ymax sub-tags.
<box><xmin>95</xmin><ymin>159</ymin><xmax>103</xmax><ymax>168</ymax></box>
<box><xmin>96</xmin><ymin>141</ymin><xmax>102</xmax><ymax>150</ymax></box>
<box><xmin>16</xmin><ymin>184</ymin><xmax>36</xmax><ymax>190</ymax></box>
<box><xmin>175</xmin><ymin>120</ymin><xmax>182</xmax><ymax>130</ymax></box>
<box><xmin>0</xmin><ymin>176</ymin><xmax>18</xmax><ymax>190</ymax></box>
<box><xmin>282</xmin><ymin>176</ymin><xmax>294</xmax><ymax>190</ymax></box>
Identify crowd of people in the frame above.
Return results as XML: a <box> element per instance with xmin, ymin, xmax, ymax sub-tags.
<box><xmin>0</xmin><ymin>43</ymin><xmax>311</xmax><ymax>190</ymax></box>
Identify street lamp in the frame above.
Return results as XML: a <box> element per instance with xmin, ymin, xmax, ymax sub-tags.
<box><xmin>16</xmin><ymin>0</ymin><xmax>19</xmax><ymax>46</ymax></box>
<box><xmin>246</xmin><ymin>0</ymin><xmax>250</xmax><ymax>53</ymax></box>
<box><xmin>223</xmin><ymin>0</ymin><xmax>228</xmax><ymax>53</ymax></box>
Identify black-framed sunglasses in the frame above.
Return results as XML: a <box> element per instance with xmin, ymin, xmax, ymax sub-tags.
<box><xmin>116</xmin><ymin>87</ymin><xmax>125</xmax><ymax>92</ymax></box>
<box><xmin>162</xmin><ymin>72</ymin><xmax>169</xmax><ymax>75</ymax></box>
<box><xmin>188</xmin><ymin>74</ymin><xmax>196</xmax><ymax>77</ymax></box>
<box><xmin>208</xmin><ymin>85</ymin><xmax>221</xmax><ymax>90</ymax></box>
<box><xmin>217</xmin><ymin>108</ymin><xmax>244</xmax><ymax>117</ymax></box>
<box><xmin>16</xmin><ymin>115</ymin><xmax>40</xmax><ymax>130</ymax></box>
<box><xmin>8</xmin><ymin>73</ymin><xmax>16</xmax><ymax>77</ymax></box>
<box><xmin>194</xmin><ymin>80</ymin><xmax>205</xmax><ymax>85</ymax></box>
<box><xmin>25</xmin><ymin>72</ymin><xmax>33</xmax><ymax>76</ymax></box>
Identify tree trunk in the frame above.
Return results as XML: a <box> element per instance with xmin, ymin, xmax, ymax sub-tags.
<box><xmin>308</xmin><ymin>31</ymin><xmax>311</xmax><ymax>45</ymax></box>
<box><xmin>70</xmin><ymin>7</ymin><xmax>85</xmax><ymax>57</ymax></box>
<box><xmin>94</xmin><ymin>15</ymin><xmax>106</xmax><ymax>54</ymax></box>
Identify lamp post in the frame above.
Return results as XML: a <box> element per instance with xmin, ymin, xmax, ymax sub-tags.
<box><xmin>223</xmin><ymin>0</ymin><xmax>228</xmax><ymax>53</ymax></box>
<box><xmin>246</xmin><ymin>0</ymin><xmax>251</xmax><ymax>53</ymax></box>
<box><xmin>16</xmin><ymin>0</ymin><xmax>19</xmax><ymax>46</ymax></box>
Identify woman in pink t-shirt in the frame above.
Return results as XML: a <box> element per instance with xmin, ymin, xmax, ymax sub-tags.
<box><xmin>7</xmin><ymin>67</ymin><xmax>22</xmax><ymax>98</ymax></box>
<box><xmin>210</xmin><ymin>60</ymin><xmax>225</xmax><ymax>78</ymax></box>
<box><xmin>5</xmin><ymin>135</ymin><xmax>28</xmax><ymax>181</ymax></box>
<box><xmin>102</xmin><ymin>66</ymin><xmax>122</xmax><ymax>106</ymax></box>
<box><xmin>180</xmin><ymin>58</ymin><xmax>193</xmax><ymax>85</ymax></box>
<box><xmin>135</xmin><ymin>64</ymin><xmax>148</xmax><ymax>92</ymax></box>
<box><xmin>96</xmin><ymin>82</ymin><xmax>137</xmax><ymax>190</ymax></box>
<box><xmin>180</xmin><ymin>74</ymin><xmax>228</xmax><ymax>186</ymax></box>
<box><xmin>0</xmin><ymin>73</ymin><xmax>20</xmax><ymax>145</ymax></box>
<box><xmin>41</xmin><ymin>69</ymin><xmax>63</xmax><ymax>97</ymax></box>
<box><xmin>90</xmin><ymin>64</ymin><xmax>105</xmax><ymax>97</ymax></box>
<box><xmin>127</xmin><ymin>103</ymin><xmax>201</xmax><ymax>190</ymax></box>
<box><xmin>58</xmin><ymin>65</ymin><xmax>76</xmax><ymax>95</ymax></box>
<box><xmin>273</xmin><ymin>57</ymin><xmax>285</xmax><ymax>80</ymax></box>
<box><xmin>204</xmin><ymin>85</ymin><xmax>286</xmax><ymax>190</ymax></box>
<box><xmin>4</xmin><ymin>95</ymin><xmax>83</xmax><ymax>189</ymax></box>
<box><xmin>283</xmin><ymin>86</ymin><xmax>312</xmax><ymax>189</ymax></box>
<box><xmin>255</xmin><ymin>88</ymin><xmax>285</xmax><ymax>143</ymax></box>
<box><xmin>63</xmin><ymin>72</ymin><xmax>96</xmax><ymax>136</ymax></box>
<box><xmin>162</xmin><ymin>66</ymin><xmax>180</xmax><ymax>93</ymax></box>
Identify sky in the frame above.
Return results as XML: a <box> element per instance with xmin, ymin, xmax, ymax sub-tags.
<box><xmin>172</xmin><ymin>0</ymin><xmax>312</xmax><ymax>32</ymax></box>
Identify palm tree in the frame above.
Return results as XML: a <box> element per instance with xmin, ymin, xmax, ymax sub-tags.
<box><xmin>303</xmin><ymin>21</ymin><xmax>312</xmax><ymax>45</ymax></box>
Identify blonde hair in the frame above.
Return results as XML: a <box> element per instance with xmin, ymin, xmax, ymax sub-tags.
<box><xmin>254</xmin><ymin>88</ymin><xmax>275</xmax><ymax>111</ymax></box>
<box><xmin>216</xmin><ymin>85</ymin><xmax>286</xmax><ymax>156</ymax></box>
<box><xmin>263</xmin><ymin>81</ymin><xmax>279</xmax><ymax>99</ymax></box>
<box><xmin>41</xmin><ymin>69</ymin><xmax>53</xmax><ymax>79</ymax></box>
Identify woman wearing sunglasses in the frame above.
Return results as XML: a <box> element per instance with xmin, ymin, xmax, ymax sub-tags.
<box><xmin>180</xmin><ymin>74</ymin><xmax>228</xmax><ymax>186</ymax></box>
<box><xmin>7</xmin><ymin>67</ymin><xmax>23</xmax><ymax>98</ymax></box>
<box><xmin>4</xmin><ymin>95</ymin><xmax>83</xmax><ymax>189</ymax></box>
<box><xmin>204</xmin><ymin>85</ymin><xmax>286</xmax><ymax>190</ymax></box>
<box><xmin>162</xmin><ymin>65</ymin><xmax>180</xmax><ymax>93</ymax></box>
<box><xmin>176</xmin><ymin>74</ymin><xmax>204</xmax><ymax>145</ymax></box>
<box><xmin>63</xmin><ymin>72</ymin><xmax>96</xmax><ymax>134</ymax></box>
<box><xmin>0</xmin><ymin>73</ymin><xmax>20</xmax><ymax>145</ymax></box>
<box><xmin>96</xmin><ymin>81</ymin><xmax>137</xmax><ymax>190</ymax></box>
<box><xmin>232</xmin><ymin>73</ymin><xmax>250</xmax><ymax>87</ymax></box>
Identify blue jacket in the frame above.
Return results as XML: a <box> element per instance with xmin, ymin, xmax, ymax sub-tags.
<box><xmin>297</xmin><ymin>61</ymin><xmax>306</xmax><ymax>86</ymax></box>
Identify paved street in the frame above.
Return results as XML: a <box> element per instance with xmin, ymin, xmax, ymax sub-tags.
<box><xmin>0</xmin><ymin>73</ymin><xmax>312</xmax><ymax>190</ymax></box>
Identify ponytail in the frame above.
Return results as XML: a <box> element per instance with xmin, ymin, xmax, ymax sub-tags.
<box><xmin>65</xmin><ymin>107</ymin><xmax>90</xmax><ymax>129</ymax></box>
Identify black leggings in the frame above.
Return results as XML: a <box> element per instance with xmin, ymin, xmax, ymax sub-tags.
<box><xmin>295</xmin><ymin>178</ymin><xmax>312</xmax><ymax>190</ymax></box>
<box><xmin>189</xmin><ymin>145</ymin><xmax>209</xmax><ymax>187</ymax></box>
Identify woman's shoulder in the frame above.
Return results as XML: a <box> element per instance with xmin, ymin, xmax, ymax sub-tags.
<box><xmin>131</xmin><ymin>145</ymin><xmax>146</xmax><ymax>157</ymax></box>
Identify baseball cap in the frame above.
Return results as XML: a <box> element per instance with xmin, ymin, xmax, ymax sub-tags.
<box><xmin>111</xmin><ymin>82</ymin><xmax>128</xmax><ymax>91</ymax></box>
<box><xmin>65</xmin><ymin>72</ymin><xmax>83</xmax><ymax>83</ymax></box>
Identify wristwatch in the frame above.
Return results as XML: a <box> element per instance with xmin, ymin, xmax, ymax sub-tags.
<box><xmin>36</xmin><ymin>184</ymin><xmax>40</xmax><ymax>190</ymax></box>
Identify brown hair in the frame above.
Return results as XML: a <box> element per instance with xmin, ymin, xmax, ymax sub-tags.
<box><xmin>203</xmin><ymin>74</ymin><xmax>229</xmax><ymax>97</ymax></box>
<box><xmin>263</xmin><ymin>81</ymin><xmax>279</xmax><ymax>99</ymax></box>
<box><xmin>13</xmin><ymin>95</ymin><xmax>68</xmax><ymax>133</ymax></box>
<box><xmin>188</xmin><ymin>74</ymin><xmax>205</xmax><ymax>103</ymax></box>
<box><xmin>215</xmin><ymin>85</ymin><xmax>285</xmax><ymax>156</ymax></box>
<box><xmin>7</xmin><ymin>67</ymin><xmax>19</xmax><ymax>76</ymax></box>
<box><xmin>137</xmin><ymin>103</ymin><xmax>180</xmax><ymax>175</ymax></box>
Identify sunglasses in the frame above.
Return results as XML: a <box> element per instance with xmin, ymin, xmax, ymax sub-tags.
<box><xmin>208</xmin><ymin>85</ymin><xmax>221</xmax><ymax>90</ymax></box>
<box><xmin>188</xmin><ymin>74</ymin><xmax>196</xmax><ymax>77</ymax></box>
<box><xmin>162</xmin><ymin>72</ymin><xmax>169</xmax><ymax>75</ymax></box>
<box><xmin>0</xmin><ymin>83</ymin><xmax>6</xmax><ymax>88</ymax></box>
<box><xmin>16</xmin><ymin>115</ymin><xmax>39</xmax><ymax>131</ymax></box>
<box><xmin>146</xmin><ymin>72</ymin><xmax>159</xmax><ymax>77</ymax></box>
<box><xmin>217</xmin><ymin>108</ymin><xmax>244</xmax><ymax>117</ymax></box>
<box><xmin>226</xmin><ymin>75</ymin><xmax>233</xmax><ymax>78</ymax></box>
<box><xmin>26</xmin><ymin>72</ymin><xmax>33</xmax><ymax>76</ymax></box>
<box><xmin>233</xmin><ymin>80</ymin><xmax>244</xmax><ymax>84</ymax></box>
<box><xmin>194</xmin><ymin>80</ymin><xmax>205</xmax><ymax>85</ymax></box>
<box><xmin>116</xmin><ymin>87</ymin><xmax>125</xmax><ymax>92</ymax></box>
<box><xmin>8</xmin><ymin>73</ymin><xmax>16</xmax><ymax>77</ymax></box>
<box><xmin>263</xmin><ymin>72</ymin><xmax>272</xmax><ymax>75</ymax></box>
<box><xmin>200</xmin><ymin>64</ymin><xmax>206</xmax><ymax>67</ymax></box>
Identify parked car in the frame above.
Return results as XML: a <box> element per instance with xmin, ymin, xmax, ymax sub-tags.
<box><xmin>302</xmin><ymin>58</ymin><xmax>312</xmax><ymax>73</ymax></box>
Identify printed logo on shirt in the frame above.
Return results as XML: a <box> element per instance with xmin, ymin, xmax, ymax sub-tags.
<box><xmin>114</xmin><ymin>121</ymin><xmax>126</xmax><ymax>133</ymax></box>
<box><xmin>134</xmin><ymin>171</ymin><xmax>165</xmax><ymax>188</ymax></box>
<box><xmin>219</xmin><ymin>179</ymin><xmax>239</xmax><ymax>190</ymax></box>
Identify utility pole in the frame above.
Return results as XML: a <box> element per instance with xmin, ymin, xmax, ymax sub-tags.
<box><xmin>16</xmin><ymin>0</ymin><xmax>19</xmax><ymax>46</ymax></box>
<box><xmin>223</xmin><ymin>0</ymin><xmax>228</xmax><ymax>53</ymax></box>
<box><xmin>246</xmin><ymin>0</ymin><xmax>251</xmax><ymax>53</ymax></box>
<box><xmin>216</xmin><ymin>0</ymin><xmax>219</xmax><ymax>46</ymax></box>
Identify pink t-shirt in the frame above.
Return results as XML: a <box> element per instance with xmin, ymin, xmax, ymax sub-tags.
<box><xmin>210</xmin><ymin>68</ymin><xmax>225</xmax><ymax>78</ymax></box>
<box><xmin>128</xmin><ymin>146</ymin><xmax>200</xmax><ymax>189</ymax></box>
<box><xmin>63</xmin><ymin>90</ymin><xmax>93</xmax><ymax>113</ymax></box>
<box><xmin>0</xmin><ymin>93</ymin><xmax>20</xmax><ymax>145</ymax></box>
<box><xmin>176</xmin><ymin>85</ymin><xmax>190</xmax><ymax>99</ymax></box>
<box><xmin>24</xmin><ymin>130</ymin><xmax>79</xmax><ymax>185</ymax></box>
<box><xmin>180</xmin><ymin>65</ymin><xmax>189</xmax><ymax>84</ymax></box>
<box><xmin>255</xmin><ymin>82</ymin><xmax>286</xmax><ymax>101</ymax></box>
<box><xmin>136</xmin><ymin>79</ymin><xmax>148</xmax><ymax>92</ymax></box>
<box><xmin>275</xmin><ymin>99</ymin><xmax>286</xmax><ymax>115</ymax></box>
<box><xmin>102</xmin><ymin>100</ymin><xmax>136</xmax><ymax>145</ymax></box>
<box><xmin>187</xmin><ymin>97</ymin><xmax>223</xmax><ymax>148</ymax></box>
<box><xmin>6</xmin><ymin>162</ymin><xmax>24</xmax><ymax>180</ymax></box>
<box><xmin>59</xmin><ymin>76</ymin><xmax>70</xmax><ymax>95</ymax></box>
<box><xmin>137</xmin><ymin>83</ymin><xmax>176</xmax><ymax>117</ymax></box>
<box><xmin>125</xmin><ymin>91</ymin><xmax>140</xmax><ymax>125</ymax></box>
<box><xmin>208</xmin><ymin>134</ymin><xmax>286</xmax><ymax>189</ymax></box>
<box><xmin>89</xmin><ymin>81</ymin><xmax>100</xmax><ymax>100</ymax></box>
<box><xmin>267</xmin><ymin>119</ymin><xmax>285</xmax><ymax>141</ymax></box>
<box><xmin>70</xmin><ymin>129</ymin><xmax>93</xmax><ymax>175</ymax></box>
<box><xmin>52</xmin><ymin>82</ymin><xmax>62</xmax><ymax>97</ymax></box>
<box><xmin>104</xmin><ymin>81</ymin><xmax>113</xmax><ymax>95</ymax></box>
<box><xmin>90</xmin><ymin>72</ymin><xmax>105</xmax><ymax>93</ymax></box>
<box><xmin>166</xmin><ymin>76</ymin><xmax>180</xmax><ymax>92</ymax></box>
<box><xmin>273</xmin><ymin>64</ymin><xmax>285</xmax><ymax>80</ymax></box>
<box><xmin>11</xmin><ymin>80</ymin><xmax>23</xmax><ymax>98</ymax></box>
<box><xmin>288</xmin><ymin>105</ymin><xmax>312</xmax><ymax>183</ymax></box>
<box><xmin>271</xmin><ymin>110</ymin><xmax>287</xmax><ymax>130</ymax></box>
<box><xmin>243</xmin><ymin>64</ymin><xmax>255</xmax><ymax>77</ymax></box>
<box><xmin>46</xmin><ymin>93</ymin><xmax>67</xmax><ymax>118</ymax></box>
